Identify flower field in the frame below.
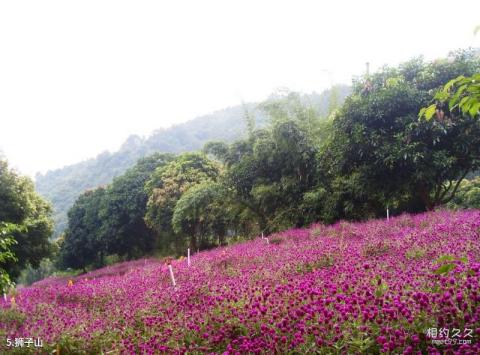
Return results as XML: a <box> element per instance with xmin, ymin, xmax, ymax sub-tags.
<box><xmin>1</xmin><ymin>210</ymin><xmax>480</xmax><ymax>354</ymax></box>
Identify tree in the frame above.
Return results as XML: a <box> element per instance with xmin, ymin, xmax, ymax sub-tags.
<box><xmin>144</xmin><ymin>153</ymin><xmax>221</xmax><ymax>253</ymax></box>
<box><xmin>0</xmin><ymin>160</ymin><xmax>31</xmax><ymax>224</ymax></box>
<box><xmin>0</xmin><ymin>223</ymin><xmax>18</xmax><ymax>294</ymax></box>
<box><xmin>203</xmin><ymin>141</ymin><xmax>230</xmax><ymax>163</ymax></box>
<box><xmin>215</xmin><ymin>100</ymin><xmax>321</xmax><ymax>233</ymax></box>
<box><xmin>259</xmin><ymin>90</ymin><xmax>323</xmax><ymax>144</ymax></box>
<box><xmin>172</xmin><ymin>182</ymin><xmax>232</xmax><ymax>248</ymax></box>
<box><xmin>99</xmin><ymin>153</ymin><xmax>174</xmax><ymax>258</ymax></box>
<box><xmin>0</xmin><ymin>159</ymin><xmax>54</xmax><ymax>279</ymax></box>
<box><xmin>321</xmin><ymin>50</ymin><xmax>480</xmax><ymax>219</ymax></box>
<box><xmin>58</xmin><ymin>153</ymin><xmax>175</xmax><ymax>269</ymax></box>
<box><xmin>10</xmin><ymin>194</ymin><xmax>54</xmax><ymax>276</ymax></box>
<box><xmin>58</xmin><ymin>187</ymin><xmax>107</xmax><ymax>271</ymax></box>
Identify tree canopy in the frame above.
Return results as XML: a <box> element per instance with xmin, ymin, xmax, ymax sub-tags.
<box><xmin>99</xmin><ymin>153</ymin><xmax>174</xmax><ymax>258</ymax></box>
<box><xmin>145</xmin><ymin>153</ymin><xmax>221</xmax><ymax>252</ymax></box>
<box><xmin>0</xmin><ymin>222</ymin><xmax>18</xmax><ymax>293</ymax></box>
<box><xmin>172</xmin><ymin>181</ymin><xmax>232</xmax><ymax>248</ymax></box>
<box><xmin>59</xmin><ymin>154</ymin><xmax>175</xmax><ymax>270</ymax></box>
<box><xmin>58</xmin><ymin>187</ymin><xmax>107</xmax><ymax>270</ymax></box>
<box><xmin>320</xmin><ymin>50</ymin><xmax>480</xmax><ymax>219</ymax></box>
<box><xmin>0</xmin><ymin>159</ymin><xmax>54</xmax><ymax>281</ymax></box>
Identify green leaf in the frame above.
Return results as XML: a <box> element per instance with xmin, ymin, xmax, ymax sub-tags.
<box><xmin>418</xmin><ymin>107</ymin><xmax>426</xmax><ymax>119</ymax></box>
<box><xmin>434</xmin><ymin>91</ymin><xmax>449</xmax><ymax>102</ymax></box>
<box><xmin>449</xmin><ymin>84</ymin><xmax>468</xmax><ymax>110</ymax></box>
<box><xmin>443</xmin><ymin>76</ymin><xmax>463</xmax><ymax>93</ymax></box>
<box><xmin>458</xmin><ymin>96</ymin><xmax>471</xmax><ymax>111</ymax></box>
<box><xmin>468</xmin><ymin>102</ymin><xmax>480</xmax><ymax>118</ymax></box>
<box><xmin>424</xmin><ymin>104</ymin><xmax>437</xmax><ymax>120</ymax></box>
<box><xmin>433</xmin><ymin>263</ymin><xmax>456</xmax><ymax>275</ymax></box>
<box><xmin>466</xmin><ymin>81</ymin><xmax>480</xmax><ymax>91</ymax></box>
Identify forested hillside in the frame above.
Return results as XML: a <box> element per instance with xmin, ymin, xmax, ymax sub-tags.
<box><xmin>35</xmin><ymin>86</ymin><xmax>351</xmax><ymax>238</ymax></box>
<box><xmin>53</xmin><ymin>50</ymin><xmax>480</xmax><ymax>273</ymax></box>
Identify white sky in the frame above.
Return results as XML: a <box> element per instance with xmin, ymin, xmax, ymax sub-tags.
<box><xmin>0</xmin><ymin>0</ymin><xmax>479</xmax><ymax>177</ymax></box>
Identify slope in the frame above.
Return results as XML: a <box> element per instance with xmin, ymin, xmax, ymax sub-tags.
<box><xmin>1</xmin><ymin>210</ymin><xmax>479</xmax><ymax>353</ymax></box>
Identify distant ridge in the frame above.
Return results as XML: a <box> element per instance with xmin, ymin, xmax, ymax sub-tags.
<box><xmin>35</xmin><ymin>86</ymin><xmax>351</xmax><ymax>238</ymax></box>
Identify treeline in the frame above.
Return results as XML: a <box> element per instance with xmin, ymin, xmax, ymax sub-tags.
<box><xmin>55</xmin><ymin>49</ymin><xmax>480</xmax><ymax>271</ymax></box>
<box><xmin>37</xmin><ymin>86</ymin><xmax>352</xmax><ymax>239</ymax></box>
<box><xmin>35</xmin><ymin>103</ymin><xmax>266</xmax><ymax>239</ymax></box>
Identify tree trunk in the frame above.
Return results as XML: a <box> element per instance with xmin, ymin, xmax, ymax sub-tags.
<box><xmin>218</xmin><ymin>234</ymin><xmax>224</xmax><ymax>246</ymax></box>
<box><xmin>190</xmin><ymin>224</ymin><xmax>198</xmax><ymax>251</ymax></box>
<box><xmin>417</xmin><ymin>184</ymin><xmax>434</xmax><ymax>211</ymax></box>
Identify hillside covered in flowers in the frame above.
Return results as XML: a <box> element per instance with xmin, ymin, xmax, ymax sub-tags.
<box><xmin>1</xmin><ymin>210</ymin><xmax>480</xmax><ymax>354</ymax></box>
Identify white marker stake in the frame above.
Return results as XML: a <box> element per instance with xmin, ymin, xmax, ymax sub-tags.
<box><xmin>261</xmin><ymin>232</ymin><xmax>264</xmax><ymax>239</ymax></box>
<box><xmin>3</xmin><ymin>293</ymin><xmax>6</xmax><ymax>302</ymax></box>
<box><xmin>168</xmin><ymin>264</ymin><xmax>176</xmax><ymax>288</ymax></box>
<box><xmin>187</xmin><ymin>248</ymin><xmax>191</xmax><ymax>267</ymax></box>
<box><xmin>387</xmin><ymin>207</ymin><xmax>390</xmax><ymax>221</ymax></box>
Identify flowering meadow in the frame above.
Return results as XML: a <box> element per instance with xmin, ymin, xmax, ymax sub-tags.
<box><xmin>1</xmin><ymin>210</ymin><xmax>480</xmax><ymax>354</ymax></box>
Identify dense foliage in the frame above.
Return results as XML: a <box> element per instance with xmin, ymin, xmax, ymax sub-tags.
<box><xmin>58</xmin><ymin>187</ymin><xmax>107</xmax><ymax>271</ymax></box>
<box><xmin>99</xmin><ymin>153</ymin><xmax>175</xmax><ymax>258</ymax></box>
<box><xmin>217</xmin><ymin>112</ymin><xmax>320</xmax><ymax>232</ymax></box>
<box><xmin>36</xmin><ymin>86</ymin><xmax>351</xmax><ymax>239</ymax></box>
<box><xmin>0</xmin><ymin>223</ymin><xmax>18</xmax><ymax>294</ymax></box>
<box><xmin>421</xmin><ymin>73</ymin><xmax>480</xmax><ymax>121</ymax></box>
<box><xmin>0</xmin><ymin>160</ymin><xmax>54</xmax><ymax>281</ymax></box>
<box><xmin>59</xmin><ymin>154</ymin><xmax>175</xmax><ymax>270</ymax></box>
<box><xmin>320</xmin><ymin>50</ymin><xmax>480</xmax><ymax>219</ymax></box>
<box><xmin>54</xmin><ymin>51</ymin><xmax>480</xmax><ymax>271</ymax></box>
<box><xmin>171</xmin><ymin>182</ymin><xmax>232</xmax><ymax>248</ymax></box>
<box><xmin>447</xmin><ymin>176</ymin><xmax>480</xmax><ymax>210</ymax></box>
<box><xmin>2</xmin><ymin>210</ymin><xmax>480</xmax><ymax>353</ymax></box>
<box><xmin>57</xmin><ymin>91</ymin><xmax>337</xmax><ymax>269</ymax></box>
<box><xmin>144</xmin><ymin>153</ymin><xmax>222</xmax><ymax>253</ymax></box>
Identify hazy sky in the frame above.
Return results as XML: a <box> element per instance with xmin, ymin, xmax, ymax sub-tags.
<box><xmin>0</xmin><ymin>0</ymin><xmax>479</xmax><ymax>177</ymax></box>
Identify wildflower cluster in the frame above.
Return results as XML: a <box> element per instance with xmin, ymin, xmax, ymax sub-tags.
<box><xmin>1</xmin><ymin>210</ymin><xmax>479</xmax><ymax>353</ymax></box>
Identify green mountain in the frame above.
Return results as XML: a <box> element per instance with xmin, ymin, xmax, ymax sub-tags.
<box><xmin>35</xmin><ymin>86</ymin><xmax>351</xmax><ymax>238</ymax></box>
